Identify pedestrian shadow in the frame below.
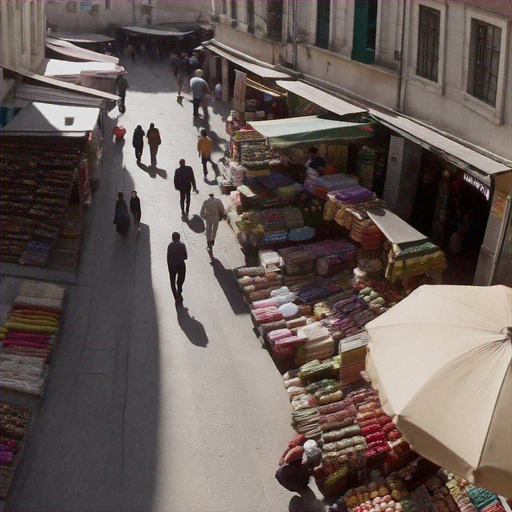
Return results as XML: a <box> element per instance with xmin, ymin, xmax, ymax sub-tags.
<box><xmin>177</xmin><ymin>307</ymin><xmax>208</xmax><ymax>347</ymax></box>
<box><xmin>137</xmin><ymin>161</ymin><xmax>157</xmax><ymax>178</ymax></box>
<box><xmin>204</xmin><ymin>176</ymin><xmax>218</xmax><ymax>185</ymax></box>
<box><xmin>209</xmin><ymin>257</ymin><xmax>249</xmax><ymax>315</ymax></box>
<box><xmin>288</xmin><ymin>487</ymin><xmax>324</xmax><ymax>512</ymax></box>
<box><xmin>182</xmin><ymin>214</ymin><xmax>205</xmax><ymax>233</ymax></box>
<box><xmin>136</xmin><ymin>162</ymin><xmax>167</xmax><ymax>179</ymax></box>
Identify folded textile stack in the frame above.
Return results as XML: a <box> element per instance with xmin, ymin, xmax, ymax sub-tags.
<box><xmin>282</xmin><ymin>206</ymin><xmax>304</xmax><ymax>230</ymax></box>
<box><xmin>386</xmin><ymin>242</ymin><xmax>447</xmax><ymax>281</ymax></box>
<box><xmin>349</xmin><ymin>219</ymin><xmax>385</xmax><ymax>249</ymax></box>
<box><xmin>236</xmin><ymin>267</ymin><xmax>282</xmax><ymax>302</ymax></box>
<box><xmin>296</xmin><ymin>278</ymin><xmax>342</xmax><ymax>303</ymax></box>
<box><xmin>305</xmin><ymin>174</ymin><xmax>359</xmax><ymax>200</ymax></box>
<box><xmin>259</xmin><ymin>250</ymin><xmax>282</xmax><ymax>269</ymax></box>
<box><xmin>323</xmin><ymin>200</ymin><xmax>339</xmax><ymax>221</ymax></box>
<box><xmin>466</xmin><ymin>486</ymin><xmax>505</xmax><ymax>512</ymax></box>
<box><xmin>232</xmin><ymin>128</ymin><xmax>265</xmax><ymax>143</ymax></box>
<box><xmin>1</xmin><ymin>403</ymin><xmax>32</xmax><ymax>499</ymax></box>
<box><xmin>445</xmin><ymin>478</ymin><xmax>480</xmax><ymax>512</ymax></box>
<box><xmin>317</xmin><ymin>251</ymin><xmax>358</xmax><ymax>277</ymax></box>
<box><xmin>1</xmin><ymin>281</ymin><xmax>65</xmax><ymax>369</ymax></box>
<box><xmin>251</xmin><ymin>306</ymin><xmax>284</xmax><ymax>325</ymax></box>
<box><xmin>328</xmin><ymin>186</ymin><xmax>375</xmax><ymax>205</ymax></box>
<box><xmin>280</xmin><ymin>245</ymin><xmax>317</xmax><ymax>275</ymax></box>
<box><xmin>420</xmin><ymin>476</ymin><xmax>462</xmax><ymax>512</ymax></box>
<box><xmin>227</xmin><ymin>162</ymin><xmax>246</xmax><ymax>186</ymax></box>
<box><xmin>0</xmin><ymin>354</ymin><xmax>47</xmax><ymax>397</ymax></box>
<box><xmin>356</xmin><ymin>146</ymin><xmax>378</xmax><ymax>189</ymax></box>
<box><xmin>288</xmin><ymin>226</ymin><xmax>316</xmax><ymax>242</ymax></box>
<box><xmin>333</xmin><ymin>198</ymin><xmax>388</xmax><ymax>230</ymax></box>
<box><xmin>295</xmin><ymin>322</ymin><xmax>335</xmax><ymax>365</ymax></box>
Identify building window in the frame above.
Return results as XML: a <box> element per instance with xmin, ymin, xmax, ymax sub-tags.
<box><xmin>467</xmin><ymin>18</ymin><xmax>501</xmax><ymax>107</ymax></box>
<box><xmin>316</xmin><ymin>0</ymin><xmax>331</xmax><ymax>49</ymax></box>
<box><xmin>247</xmin><ymin>0</ymin><xmax>254</xmax><ymax>29</ymax></box>
<box><xmin>416</xmin><ymin>5</ymin><xmax>440</xmax><ymax>82</ymax></box>
<box><xmin>231</xmin><ymin>0</ymin><xmax>237</xmax><ymax>20</ymax></box>
<box><xmin>267</xmin><ymin>0</ymin><xmax>283</xmax><ymax>42</ymax></box>
<box><xmin>352</xmin><ymin>0</ymin><xmax>378</xmax><ymax>64</ymax></box>
<box><xmin>105</xmin><ymin>0</ymin><xmax>111</xmax><ymax>9</ymax></box>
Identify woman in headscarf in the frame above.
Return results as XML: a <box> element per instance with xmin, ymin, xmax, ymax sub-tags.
<box><xmin>113</xmin><ymin>192</ymin><xmax>130</xmax><ymax>235</ymax></box>
<box><xmin>132</xmin><ymin>125</ymin><xmax>145</xmax><ymax>163</ymax></box>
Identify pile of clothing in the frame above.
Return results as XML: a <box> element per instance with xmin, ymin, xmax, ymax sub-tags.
<box><xmin>305</xmin><ymin>174</ymin><xmax>359</xmax><ymax>200</ymax></box>
<box><xmin>1</xmin><ymin>402</ymin><xmax>31</xmax><ymax>499</ymax></box>
<box><xmin>1</xmin><ymin>280</ymin><xmax>65</xmax><ymax>396</ymax></box>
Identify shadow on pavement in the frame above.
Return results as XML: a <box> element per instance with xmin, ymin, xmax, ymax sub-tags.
<box><xmin>5</xmin><ymin>111</ymin><xmax>161</xmax><ymax>511</ymax></box>
<box><xmin>136</xmin><ymin>161</ymin><xmax>168</xmax><ymax>179</ymax></box>
<box><xmin>182</xmin><ymin>214</ymin><xmax>205</xmax><ymax>233</ymax></box>
<box><xmin>209</xmin><ymin>257</ymin><xmax>249</xmax><ymax>315</ymax></box>
<box><xmin>204</xmin><ymin>176</ymin><xmax>218</xmax><ymax>185</ymax></box>
<box><xmin>288</xmin><ymin>487</ymin><xmax>324</xmax><ymax>512</ymax></box>
<box><xmin>177</xmin><ymin>307</ymin><xmax>208</xmax><ymax>347</ymax></box>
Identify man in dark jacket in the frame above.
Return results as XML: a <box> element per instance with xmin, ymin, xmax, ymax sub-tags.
<box><xmin>174</xmin><ymin>159</ymin><xmax>198</xmax><ymax>216</ymax></box>
<box><xmin>167</xmin><ymin>232</ymin><xmax>187</xmax><ymax>306</ymax></box>
<box><xmin>116</xmin><ymin>75</ymin><xmax>129</xmax><ymax>113</ymax></box>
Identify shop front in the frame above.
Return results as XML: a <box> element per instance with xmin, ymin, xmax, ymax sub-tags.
<box><xmin>0</xmin><ymin>102</ymin><xmax>103</xmax><ymax>272</ymax></box>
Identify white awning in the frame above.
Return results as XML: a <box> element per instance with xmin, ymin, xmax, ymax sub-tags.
<box><xmin>41</xmin><ymin>59</ymin><xmax>122</xmax><ymax>78</ymax></box>
<box><xmin>46</xmin><ymin>38</ymin><xmax>119</xmax><ymax>64</ymax></box>
<box><xmin>276</xmin><ymin>80</ymin><xmax>367</xmax><ymax>117</ymax></box>
<box><xmin>370</xmin><ymin>110</ymin><xmax>511</xmax><ymax>180</ymax></box>
<box><xmin>1</xmin><ymin>64</ymin><xmax>119</xmax><ymax>101</ymax></box>
<box><xmin>205</xmin><ymin>42</ymin><xmax>291</xmax><ymax>80</ymax></box>
<box><xmin>12</xmin><ymin>84</ymin><xmax>104</xmax><ymax>108</ymax></box>
<box><xmin>1</xmin><ymin>102</ymin><xmax>101</xmax><ymax>136</ymax></box>
<box><xmin>367</xmin><ymin>208</ymin><xmax>428</xmax><ymax>245</ymax></box>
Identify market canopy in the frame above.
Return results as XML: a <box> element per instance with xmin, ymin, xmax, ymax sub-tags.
<box><xmin>276</xmin><ymin>80</ymin><xmax>367</xmax><ymax>117</ymax></box>
<box><xmin>248</xmin><ymin>116</ymin><xmax>375</xmax><ymax>148</ymax></box>
<box><xmin>49</xmin><ymin>32</ymin><xmax>115</xmax><ymax>44</ymax></box>
<box><xmin>370</xmin><ymin>109</ymin><xmax>511</xmax><ymax>182</ymax></box>
<box><xmin>204</xmin><ymin>41</ymin><xmax>291</xmax><ymax>80</ymax></box>
<box><xmin>1</xmin><ymin>102</ymin><xmax>101</xmax><ymax>136</ymax></box>
<box><xmin>0</xmin><ymin>64</ymin><xmax>118</xmax><ymax>101</ymax></box>
<box><xmin>46</xmin><ymin>38</ymin><xmax>119</xmax><ymax>64</ymax></box>
<box><xmin>120</xmin><ymin>25</ymin><xmax>196</xmax><ymax>37</ymax></box>
<box><xmin>40</xmin><ymin>59</ymin><xmax>124</xmax><ymax>79</ymax></box>
<box><xmin>367</xmin><ymin>208</ymin><xmax>427</xmax><ymax>245</ymax></box>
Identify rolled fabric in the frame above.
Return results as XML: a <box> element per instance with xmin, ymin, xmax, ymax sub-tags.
<box><xmin>3</xmin><ymin>340</ymin><xmax>50</xmax><ymax>349</ymax></box>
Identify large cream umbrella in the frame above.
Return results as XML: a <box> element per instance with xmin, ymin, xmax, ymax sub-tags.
<box><xmin>365</xmin><ymin>285</ymin><xmax>512</xmax><ymax>499</ymax></box>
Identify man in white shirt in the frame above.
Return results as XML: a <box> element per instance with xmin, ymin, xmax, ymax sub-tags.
<box><xmin>200</xmin><ymin>193</ymin><xmax>226</xmax><ymax>251</ymax></box>
<box><xmin>190</xmin><ymin>69</ymin><xmax>210</xmax><ymax>119</ymax></box>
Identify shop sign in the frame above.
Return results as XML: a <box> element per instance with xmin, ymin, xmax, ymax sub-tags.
<box><xmin>463</xmin><ymin>172</ymin><xmax>491</xmax><ymax>200</ymax></box>
<box><xmin>232</xmin><ymin>70</ymin><xmax>247</xmax><ymax>114</ymax></box>
<box><xmin>490</xmin><ymin>190</ymin><xmax>508</xmax><ymax>218</ymax></box>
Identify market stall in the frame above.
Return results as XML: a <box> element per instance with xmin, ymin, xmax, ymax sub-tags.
<box><xmin>1</xmin><ymin>102</ymin><xmax>101</xmax><ymax>270</ymax></box>
<box><xmin>0</xmin><ymin>280</ymin><xmax>66</xmax><ymax>501</ymax></box>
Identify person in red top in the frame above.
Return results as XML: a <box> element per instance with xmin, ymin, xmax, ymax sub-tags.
<box><xmin>112</xmin><ymin>125</ymin><xmax>126</xmax><ymax>142</ymax></box>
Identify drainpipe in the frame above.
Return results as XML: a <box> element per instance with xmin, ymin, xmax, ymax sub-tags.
<box><xmin>396</xmin><ymin>0</ymin><xmax>407</xmax><ymax>112</ymax></box>
<box><xmin>292</xmin><ymin>0</ymin><xmax>298</xmax><ymax>70</ymax></box>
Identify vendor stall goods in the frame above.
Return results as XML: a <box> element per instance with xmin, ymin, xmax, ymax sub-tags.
<box><xmin>305</xmin><ymin>174</ymin><xmax>359</xmax><ymax>200</ymax></box>
<box><xmin>0</xmin><ymin>147</ymin><xmax>77</xmax><ymax>267</ymax></box>
<box><xmin>0</xmin><ymin>403</ymin><xmax>32</xmax><ymax>499</ymax></box>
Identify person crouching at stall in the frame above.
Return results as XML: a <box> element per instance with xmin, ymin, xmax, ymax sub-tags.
<box><xmin>113</xmin><ymin>192</ymin><xmax>130</xmax><ymax>235</ymax></box>
<box><xmin>275</xmin><ymin>440</ymin><xmax>322</xmax><ymax>493</ymax></box>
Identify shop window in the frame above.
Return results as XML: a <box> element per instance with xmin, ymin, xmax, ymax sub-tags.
<box><xmin>316</xmin><ymin>0</ymin><xmax>331</xmax><ymax>50</ymax></box>
<box><xmin>351</xmin><ymin>0</ymin><xmax>378</xmax><ymax>64</ymax></box>
<box><xmin>231</xmin><ymin>0</ymin><xmax>237</xmax><ymax>20</ymax></box>
<box><xmin>467</xmin><ymin>18</ymin><xmax>501</xmax><ymax>107</ymax></box>
<box><xmin>267</xmin><ymin>0</ymin><xmax>283</xmax><ymax>42</ymax></box>
<box><xmin>105</xmin><ymin>0</ymin><xmax>111</xmax><ymax>10</ymax></box>
<box><xmin>416</xmin><ymin>5</ymin><xmax>440</xmax><ymax>82</ymax></box>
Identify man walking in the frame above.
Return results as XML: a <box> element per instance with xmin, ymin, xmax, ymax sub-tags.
<box><xmin>200</xmin><ymin>193</ymin><xmax>226</xmax><ymax>251</ymax></box>
<box><xmin>130</xmin><ymin>190</ymin><xmax>142</xmax><ymax>234</ymax></box>
<box><xmin>116</xmin><ymin>75</ymin><xmax>129</xmax><ymax>113</ymax></box>
<box><xmin>146</xmin><ymin>123</ymin><xmax>161</xmax><ymax>167</ymax></box>
<box><xmin>167</xmin><ymin>232</ymin><xmax>187</xmax><ymax>306</ymax></box>
<box><xmin>198</xmin><ymin>129</ymin><xmax>215</xmax><ymax>179</ymax></box>
<box><xmin>174</xmin><ymin>159</ymin><xmax>198</xmax><ymax>216</ymax></box>
<box><xmin>190</xmin><ymin>69</ymin><xmax>210</xmax><ymax>119</ymax></box>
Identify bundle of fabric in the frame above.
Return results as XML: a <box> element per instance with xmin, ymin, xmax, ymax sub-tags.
<box><xmin>238</xmin><ymin>271</ymin><xmax>282</xmax><ymax>289</ymax></box>
<box><xmin>230</xmin><ymin>191</ymin><xmax>244</xmax><ymax>214</ymax></box>
<box><xmin>317</xmin><ymin>252</ymin><xmax>358</xmax><ymax>277</ymax></box>
<box><xmin>298</xmin><ymin>355</ymin><xmax>341</xmax><ymax>383</ymax></box>
<box><xmin>356</xmin><ymin>146</ymin><xmax>377</xmax><ymax>189</ymax></box>
<box><xmin>279</xmin><ymin>245</ymin><xmax>317</xmax><ymax>275</ymax></box>
<box><xmin>259</xmin><ymin>250</ymin><xmax>282</xmax><ymax>269</ymax></box>
<box><xmin>466</xmin><ymin>486</ymin><xmax>504</xmax><ymax>511</ymax></box>
<box><xmin>295</xmin><ymin>337</ymin><xmax>335</xmax><ymax>366</ymax></box>
<box><xmin>350</xmin><ymin>219</ymin><xmax>385</xmax><ymax>249</ymax></box>
<box><xmin>227</xmin><ymin>162</ymin><xmax>246</xmax><ymax>186</ymax></box>
<box><xmin>296</xmin><ymin>278</ymin><xmax>341</xmax><ymax>304</ymax></box>
<box><xmin>323</xmin><ymin>200</ymin><xmax>339</xmax><ymax>221</ymax></box>
<box><xmin>313</xmin><ymin>302</ymin><xmax>332</xmax><ymax>320</ymax></box>
<box><xmin>277</xmin><ymin>184</ymin><xmax>302</xmax><ymax>199</ymax></box>
<box><xmin>328</xmin><ymin>186</ymin><xmax>374</xmax><ymax>204</ymax></box>
<box><xmin>305</xmin><ymin>174</ymin><xmax>359</xmax><ymax>200</ymax></box>
<box><xmin>282</xmin><ymin>207</ymin><xmax>304</xmax><ymax>230</ymax></box>
<box><xmin>333</xmin><ymin>198</ymin><xmax>388</xmax><ymax>230</ymax></box>
<box><xmin>233</xmin><ymin>129</ymin><xmax>265</xmax><ymax>143</ymax></box>
<box><xmin>386</xmin><ymin>243</ymin><xmax>447</xmax><ymax>281</ymax></box>
<box><xmin>0</xmin><ymin>354</ymin><xmax>47</xmax><ymax>396</ymax></box>
<box><xmin>261</xmin><ymin>231</ymin><xmax>288</xmax><ymax>244</ymax></box>
<box><xmin>251</xmin><ymin>306</ymin><xmax>284</xmax><ymax>325</ymax></box>
<box><xmin>270</xmin><ymin>287</ymin><xmax>298</xmax><ymax>305</ymax></box>
<box><xmin>283</xmin><ymin>272</ymin><xmax>318</xmax><ymax>288</ymax></box>
<box><xmin>446</xmin><ymin>478</ymin><xmax>479</xmax><ymax>512</ymax></box>
<box><xmin>354</xmin><ymin>279</ymin><xmax>404</xmax><ymax>306</ymax></box>
<box><xmin>235</xmin><ymin>266</ymin><xmax>266</xmax><ymax>277</ymax></box>
<box><xmin>0</xmin><ymin>403</ymin><xmax>32</xmax><ymax>499</ymax></box>
<box><xmin>421</xmin><ymin>476</ymin><xmax>463</xmax><ymax>512</ymax></box>
<box><xmin>288</xmin><ymin>226</ymin><xmax>316</xmax><ymax>242</ymax></box>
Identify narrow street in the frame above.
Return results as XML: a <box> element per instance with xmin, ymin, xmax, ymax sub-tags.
<box><xmin>6</xmin><ymin>57</ymin><xmax>296</xmax><ymax>512</ymax></box>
